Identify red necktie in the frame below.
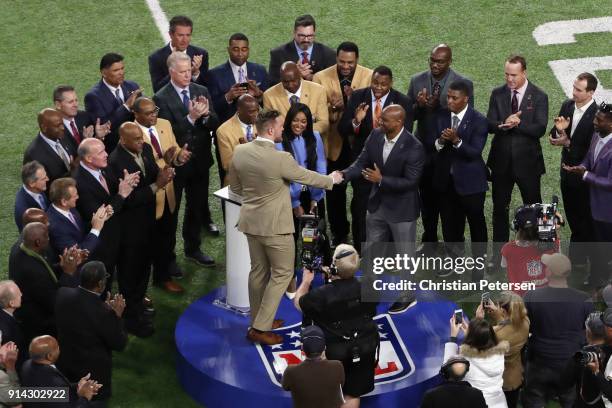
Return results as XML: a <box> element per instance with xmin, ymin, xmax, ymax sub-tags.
<box><xmin>149</xmin><ymin>128</ymin><xmax>163</xmax><ymax>158</ymax></box>
<box><xmin>99</xmin><ymin>173</ymin><xmax>109</xmax><ymax>194</ymax></box>
<box><xmin>301</xmin><ymin>52</ymin><xmax>309</xmax><ymax>65</ymax></box>
<box><xmin>70</xmin><ymin>120</ymin><xmax>82</xmax><ymax>144</ymax></box>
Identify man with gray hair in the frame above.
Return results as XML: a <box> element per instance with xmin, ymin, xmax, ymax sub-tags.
<box><xmin>14</xmin><ymin>160</ymin><xmax>49</xmax><ymax>231</ymax></box>
<box><xmin>154</xmin><ymin>51</ymin><xmax>220</xmax><ymax>267</ymax></box>
<box><xmin>0</xmin><ymin>280</ymin><xmax>27</xmax><ymax>370</ymax></box>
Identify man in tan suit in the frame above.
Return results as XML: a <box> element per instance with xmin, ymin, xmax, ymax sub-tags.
<box><xmin>133</xmin><ymin>97</ymin><xmax>191</xmax><ymax>293</ymax></box>
<box><xmin>217</xmin><ymin>94</ymin><xmax>260</xmax><ymax>186</ymax></box>
<box><xmin>263</xmin><ymin>62</ymin><xmax>329</xmax><ymax>136</ymax></box>
<box><xmin>313</xmin><ymin>41</ymin><xmax>373</xmax><ymax>248</ymax></box>
<box><xmin>229</xmin><ymin>109</ymin><xmax>343</xmax><ymax>345</ymax></box>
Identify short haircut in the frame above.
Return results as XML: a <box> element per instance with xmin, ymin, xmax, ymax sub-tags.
<box><xmin>506</xmin><ymin>54</ymin><xmax>527</xmax><ymax>70</ymax></box>
<box><xmin>169</xmin><ymin>15</ymin><xmax>193</xmax><ymax>33</ymax></box>
<box><xmin>53</xmin><ymin>85</ymin><xmax>75</xmax><ymax>103</ymax></box>
<box><xmin>373</xmin><ymin>65</ymin><xmax>393</xmax><ymax>80</ymax></box>
<box><xmin>448</xmin><ymin>79</ymin><xmax>471</xmax><ymax>96</ymax></box>
<box><xmin>337</xmin><ymin>41</ymin><xmax>359</xmax><ymax>58</ymax></box>
<box><xmin>167</xmin><ymin>51</ymin><xmax>191</xmax><ymax>69</ymax></box>
<box><xmin>22</xmin><ymin>161</ymin><xmax>44</xmax><ymax>185</ymax></box>
<box><xmin>255</xmin><ymin>109</ymin><xmax>282</xmax><ymax>135</ymax></box>
<box><xmin>100</xmin><ymin>53</ymin><xmax>124</xmax><ymax>71</ymax></box>
<box><xmin>577</xmin><ymin>72</ymin><xmax>598</xmax><ymax>92</ymax></box>
<box><xmin>49</xmin><ymin>177</ymin><xmax>76</xmax><ymax>204</ymax></box>
<box><xmin>0</xmin><ymin>281</ymin><xmax>17</xmax><ymax>309</ymax></box>
<box><xmin>132</xmin><ymin>96</ymin><xmax>150</xmax><ymax>113</ymax></box>
<box><xmin>229</xmin><ymin>32</ymin><xmax>249</xmax><ymax>44</ymax></box>
<box><xmin>294</xmin><ymin>14</ymin><xmax>316</xmax><ymax>30</ymax></box>
<box><xmin>80</xmin><ymin>261</ymin><xmax>107</xmax><ymax>290</ymax></box>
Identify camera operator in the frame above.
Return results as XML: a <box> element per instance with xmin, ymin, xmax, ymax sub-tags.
<box><xmin>294</xmin><ymin>244</ymin><xmax>378</xmax><ymax>408</ymax></box>
<box><xmin>420</xmin><ymin>355</ymin><xmax>487</xmax><ymax>408</ymax></box>
<box><xmin>560</xmin><ymin>311</ymin><xmax>612</xmax><ymax>407</ymax></box>
<box><xmin>501</xmin><ymin>205</ymin><xmax>560</xmax><ymax>296</ymax></box>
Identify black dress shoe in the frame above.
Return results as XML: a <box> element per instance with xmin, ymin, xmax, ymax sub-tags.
<box><xmin>126</xmin><ymin>319</ymin><xmax>155</xmax><ymax>338</ymax></box>
<box><xmin>185</xmin><ymin>251</ymin><xmax>215</xmax><ymax>267</ymax></box>
<box><xmin>388</xmin><ymin>296</ymin><xmax>417</xmax><ymax>314</ymax></box>
<box><xmin>169</xmin><ymin>262</ymin><xmax>184</xmax><ymax>279</ymax></box>
<box><xmin>206</xmin><ymin>223</ymin><xmax>220</xmax><ymax>236</ymax></box>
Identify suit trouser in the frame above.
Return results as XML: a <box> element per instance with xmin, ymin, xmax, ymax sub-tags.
<box><xmin>117</xmin><ymin>243</ymin><xmax>151</xmax><ymax>319</ymax></box>
<box><xmin>152</xmin><ymin>198</ymin><xmax>178</xmax><ymax>284</ymax></box>
<box><xmin>590</xmin><ymin>219</ymin><xmax>612</xmax><ymax>287</ymax></box>
<box><xmin>350</xmin><ymin>178</ymin><xmax>371</xmax><ymax>254</ymax></box>
<box><xmin>492</xmin><ymin>170</ymin><xmax>542</xmax><ymax>258</ymax></box>
<box><xmin>522</xmin><ymin>361</ymin><xmax>575</xmax><ymax>408</ymax></box>
<box><xmin>419</xmin><ymin>161</ymin><xmax>440</xmax><ymax>245</ymax></box>
<box><xmin>246</xmin><ymin>233</ymin><xmax>295</xmax><ymax>331</ymax></box>
<box><xmin>175</xmin><ymin>168</ymin><xmax>211</xmax><ymax>255</ymax></box>
<box><xmin>326</xmin><ymin>145</ymin><xmax>351</xmax><ymax>242</ymax></box>
<box><xmin>560</xmin><ymin>177</ymin><xmax>593</xmax><ymax>264</ymax></box>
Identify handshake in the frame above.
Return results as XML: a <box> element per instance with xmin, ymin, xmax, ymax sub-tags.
<box><xmin>329</xmin><ymin>170</ymin><xmax>344</xmax><ymax>184</ymax></box>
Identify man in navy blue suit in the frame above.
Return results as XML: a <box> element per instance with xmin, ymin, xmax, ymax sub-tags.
<box><xmin>84</xmin><ymin>53</ymin><xmax>142</xmax><ymax>152</ymax></box>
<box><xmin>433</xmin><ymin>80</ymin><xmax>488</xmax><ymax>279</ymax></box>
<box><xmin>148</xmin><ymin>15</ymin><xmax>209</xmax><ymax>93</ymax></box>
<box><xmin>14</xmin><ymin>161</ymin><xmax>49</xmax><ymax>232</ymax></box>
<box><xmin>46</xmin><ymin>177</ymin><xmax>112</xmax><ymax>256</ymax></box>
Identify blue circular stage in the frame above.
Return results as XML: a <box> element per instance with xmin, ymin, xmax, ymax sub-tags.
<box><xmin>175</xmin><ymin>284</ymin><xmax>456</xmax><ymax>407</ymax></box>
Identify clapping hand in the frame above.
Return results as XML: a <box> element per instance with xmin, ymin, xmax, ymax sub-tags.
<box><xmin>188</xmin><ymin>96</ymin><xmax>210</xmax><ymax>120</ymax></box>
<box><xmin>499</xmin><ymin>111</ymin><xmax>522</xmax><ymax>129</ymax></box>
<box><xmin>192</xmin><ymin>54</ymin><xmax>203</xmax><ymax>77</ymax></box>
<box><xmin>329</xmin><ymin>93</ymin><xmax>344</xmax><ymax>112</ymax></box>
<box><xmin>60</xmin><ymin>245</ymin><xmax>82</xmax><ymax>275</ymax></box>
<box><xmin>441</xmin><ymin>128</ymin><xmax>460</xmax><ymax>144</ymax></box>
<box><xmin>77</xmin><ymin>373</ymin><xmax>103</xmax><ymax>401</ymax></box>
<box><xmin>354</xmin><ymin>102</ymin><xmax>369</xmax><ymax>125</ymax></box>
<box><xmin>554</xmin><ymin>116</ymin><xmax>570</xmax><ymax>131</ymax></box>
<box><xmin>118</xmin><ymin>169</ymin><xmax>140</xmax><ymax>198</ymax></box>
<box><xmin>106</xmin><ymin>292</ymin><xmax>126</xmax><ymax>317</ymax></box>
<box><xmin>91</xmin><ymin>205</ymin><xmax>111</xmax><ymax>230</ymax></box>
<box><xmin>296</xmin><ymin>62</ymin><xmax>313</xmax><ymax>80</ymax></box>
<box><xmin>83</xmin><ymin>118</ymin><xmax>111</xmax><ymax>141</ymax></box>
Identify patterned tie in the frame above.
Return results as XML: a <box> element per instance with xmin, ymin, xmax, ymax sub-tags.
<box><xmin>374</xmin><ymin>99</ymin><xmax>382</xmax><ymax>127</ymax></box>
<box><xmin>238</xmin><ymin>67</ymin><xmax>245</xmax><ymax>83</ymax></box>
<box><xmin>432</xmin><ymin>82</ymin><xmax>441</xmax><ymax>98</ymax></box>
<box><xmin>290</xmin><ymin>95</ymin><xmax>300</xmax><ymax>105</ymax></box>
<box><xmin>114</xmin><ymin>88</ymin><xmax>123</xmax><ymax>104</ymax></box>
<box><xmin>98</xmin><ymin>173</ymin><xmax>109</xmax><ymax>194</ymax></box>
<box><xmin>301</xmin><ymin>51</ymin><xmax>309</xmax><ymax>65</ymax></box>
<box><xmin>149</xmin><ymin>128</ymin><xmax>163</xmax><ymax>158</ymax></box>
<box><xmin>246</xmin><ymin>125</ymin><xmax>253</xmax><ymax>142</ymax></box>
<box><xmin>55</xmin><ymin>142</ymin><xmax>70</xmax><ymax>169</ymax></box>
<box><xmin>70</xmin><ymin>120</ymin><xmax>82</xmax><ymax>144</ymax></box>
<box><xmin>452</xmin><ymin>115</ymin><xmax>460</xmax><ymax>130</ymax></box>
<box><xmin>181</xmin><ymin>90</ymin><xmax>190</xmax><ymax>110</ymax></box>
<box><xmin>511</xmin><ymin>90</ymin><xmax>519</xmax><ymax>114</ymax></box>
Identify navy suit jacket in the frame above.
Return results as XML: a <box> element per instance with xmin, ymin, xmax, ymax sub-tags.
<box><xmin>47</xmin><ymin>205</ymin><xmax>99</xmax><ymax>254</ymax></box>
<box><xmin>14</xmin><ymin>186</ymin><xmax>49</xmax><ymax>231</ymax></box>
<box><xmin>84</xmin><ymin>79</ymin><xmax>140</xmax><ymax>152</ymax></box>
<box><xmin>343</xmin><ymin>128</ymin><xmax>425</xmax><ymax>222</ymax></box>
<box><xmin>268</xmin><ymin>41</ymin><xmax>336</xmax><ymax>85</ymax></box>
<box><xmin>148</xmin><ymin>43</ymin><xmax>209</xmax><ymax>92</ymax></box>
<box><xmin>207</xmin><ymin>60</ymin><xmax>269</xmax><ymax>123</ymax></box>
<box><xmin>433</xmin><ymin>106</ymin><xmax>489</xmax><ymax>195</ymax></box>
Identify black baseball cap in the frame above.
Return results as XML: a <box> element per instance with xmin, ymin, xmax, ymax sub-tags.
<box><xmin>301</xmin><ymin>325</ymin><xmax>326</xmax><ymax>355</ymax></box>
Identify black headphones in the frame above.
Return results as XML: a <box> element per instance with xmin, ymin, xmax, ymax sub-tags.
<box><xmin>439</xmin><ymin>356</ymin><xmax>470</xmax><ymax>380</ymax></box>
<box><xmin>329</xmin><ymin>249</ymin><xmax>355</xmax><ymax>276</ymax></box>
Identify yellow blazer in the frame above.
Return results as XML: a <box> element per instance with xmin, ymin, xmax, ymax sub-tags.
<box><xmin>262</xmin><ymin>80</ymin><xmax>329</xmax><ymax>136</ymax></box>
<box><xmin>313</xmin><ymin>64</ymin><xmax>373</xmax><ymax>161</ymax></box>
<box><xmin>140</xmin><ymin>118</ymin><xmax>179</xmax><ymax>219</ymax></box>
<box><xmin>229</xmin><ymin>139</ymin><xmax>333</xmax><ymax>236</ymax></box>
<box><xmin>217</xmin><ymin>114</ymin><xmax>257</xmax><ymax>186</ymax></box>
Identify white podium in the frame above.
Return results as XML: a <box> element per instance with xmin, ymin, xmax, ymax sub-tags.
<box><xmin>213</xmin><ymin>186</ymin><xmax>250</xmax><ymax>316</ymax></box>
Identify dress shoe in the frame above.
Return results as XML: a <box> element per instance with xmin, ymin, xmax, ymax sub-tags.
<box><xmin>185</xmin><ymin>251</ymin><xmax>215</xmax><ymax>267</ymax></box>
<box><xmin>206</xmin><ymin>222</ymin><xmax>220</xmax><ymax>237</ymax></box>
<box><xmin>388</xmin><ymin>297</ymin><xmax>417</xmax><ymax>314</ymax></box>
<box><xmin>247</xmin><ymin>328</ymin><xmax>283</xmax><ymax>345</ymax></box>
<box><xmin>143</xmin><ymin>296</ymin><xmax>154</xmax><ymax>308</ymax></box>
<box><xmin>157</xmin><ymin>281</ymin><xmax>184</xmax><ymax>293</ymax></box>
<box><xmin>126</xmin><ymin>319</ymin><xmax>155</xmax><ymax>338</ymax></box>
<box><xmin>169</xmin><ymin>262</ymin><xmax>184</xmax><ymax>279</ymax></box>
<box><xmin>271</xmin><ymin>319</ymin><xmax>285</xmax><ymax>330</ymax></box>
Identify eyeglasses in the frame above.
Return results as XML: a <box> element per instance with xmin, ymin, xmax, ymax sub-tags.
<box><xmin>144</xmin><ymin>106</ymin><xmax>160</xmax><ymax>116</ymax></box>
<box><xmin>296</xmin><ymin>34</ymin><xmax>315</xmax><ymax>39</ymax></box>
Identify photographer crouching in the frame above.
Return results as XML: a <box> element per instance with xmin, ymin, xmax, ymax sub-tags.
<box><xmin>561</xmin><ymin>309</ymin><xmax>612</xmax><ymax>407</ymax></box>
<box><xmin>294</xmin><ymin>244</ymin><xmax>378</xmax><ymax>408</ymax></box>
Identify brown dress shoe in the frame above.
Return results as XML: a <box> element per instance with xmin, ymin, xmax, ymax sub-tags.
<box><xmin>271</xmin><ymin>319</ymin><xmax>285</xmax><ymax>330</ymax></box>
<box><xmin>246</xmin><ymin>328</ymin><xmax>283</xmax><ymax>345</ymax></box>
<box><xmin>160</xmin><ymin>281</ymin><xmax>184</xmax><ymax>293</ymax></box>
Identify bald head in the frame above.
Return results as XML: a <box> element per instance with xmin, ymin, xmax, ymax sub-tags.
<box><xmin>0</xmin><ymin>280</ymin><xmax>21</xmax><ymax>311</ymax></box>
<box><xmin>29</xmin><ymin>335</ymin><xmax>59</xmax><ymax>363</ymax></box>
<box><xmin>236</xmin><ymin>94</ymin><xmax>260</xmax><ymax>124</ymax></box>
<box><xmin>37</xmin><ymin>108</ymin><xmax>65</xmax><ymax>140</ymax></box>
<box><xmin>22</xmin><ymin>222</ymin><xmax>49</xmax><ymax>251</ymax></box>
<box><xmin>22</xmin><ymin>208</ymin><xmax>49</xmax><ymax>227</ymax></box>
<box><xmin>280</xmin><ymin>62</ymin><xmax>301</xmax><ymax>94</ymax></box>
<box><xmin>430</xmin><ymin>44</ymin><xmax>452</xmax><ymax>80</ymax></box>
<box><xmin>78</xmin><ymin>137</ymin><xmax>104</xmax><ymax>159</ymax></box>
<box><xmin>380</xmin><ymin>105</ymin><xmax>405</xmax><ymax>137</ymax></box>
<box><xmin>119</xmin><ymin>122</ymin><xmax>144</xmax><ymax>154</ymax></box>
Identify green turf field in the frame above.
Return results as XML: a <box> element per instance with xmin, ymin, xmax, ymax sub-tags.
<box><xmin>1</xmin><ymin>1</ymin><xmax>610</xmax><ymax>406</ymax></box>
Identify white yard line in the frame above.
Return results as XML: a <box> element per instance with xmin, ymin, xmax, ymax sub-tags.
<box><xmin>145</xmin><ymin>0</ymin><xmax>170</xmax><ymax>43</ymax></box>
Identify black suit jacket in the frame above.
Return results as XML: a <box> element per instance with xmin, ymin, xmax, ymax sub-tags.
<box><xmin>148</xmin><ymin>43</ymin><xmax>209</xmax><ymax>92</ymax></box>
<box><xmin>23</xmin><ymin>134</ymin><xmax>75</xmax><ymax>188</ymax></box>
<box><xmin>107</xmin><ymin>144</ymin><xmax>158</xmax><ymax>245</ymax></box>
<box><xmin>0</xmin><ymin>310</ymin><xmax>28</xmax><ymax>371</ymax></box>
<box><xmin>8</xmin><ymin>246</ymin><xmax>78</xmax><ymax>341</ymax></box>
<box><xmin>338</xmin><ymin>87</ymin><xmax>414</xmax><ymax>160</ymax></box>
<box><xmin>343</xmin><ymin>128</ymin><xmax>425</xmax><ymax>222</ymax></box>
<box><xmin>84</xmin><ymin>79</ymin><xmax>140</xmax><ymax>152</ymax></box>
<box><xmin>154</xmin><ymin>82</ymin><xmax>219</xmax><ymax>176</ymax></box>
<box><xmin>420</xmin><ymin>381</ymin><xmax>487</xmax><ymax>408</ymax></box>
<box><xmin>14</xmin><ymin>186</ymin><xmax>49</xmax><ymax>232</ymax></box>
<box><xmin>55</xmin><ymin>287</ymin><xmax>127</xmax><ymax>400</ymax></box>
<box><xmin>268</xmin><ymin>41</ymin><xmax>336</xmax><ymax>85</ymax></box>
<box><xmin>72</xmin><ymin>165</ymin><xmax>124</xmax><ymax>267</ymax></box>
<box><xmin>62</xmin><ymin>111</ymin><xmax>95</xmax><ymax>153</ymax></box>
<box><xmin>487</xmin><ymin>81</ymin><xmax>549</xmax><ymax>178</ymax></box>
<box><xmin>20</xmin><ymin>360</ymin><xmax>88</xmax><ymax>408</ymax></box>
<box><xmin>552</xmin><ymin>99</ymin><xmax>597</xmax><ymax>187</ymax></box>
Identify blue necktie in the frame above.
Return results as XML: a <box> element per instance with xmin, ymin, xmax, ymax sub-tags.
<box><xmin>181</xmin><ymin>90</ymin><xmax>190</xmax><ymax>110</ymax></box>
<box><xmin>246</xmin><ymin>125</ymin><xmax>253</xmax><ymax>142</ymax></box>
<box><xmin>289</xmin><ymin>95</ymin><xmax>299</xmax><ymax>105</ymax></box>
<box><xmin>38</xmin><ymin>195</ymin><xmax>47</xmax><ymax>210</ymax></box>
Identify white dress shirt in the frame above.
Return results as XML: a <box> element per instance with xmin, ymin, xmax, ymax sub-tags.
<box><xmin>510</xmin><ymin>80</ymin><xmax>529</xmax><ymax>109</ymax></box>
<box><xmin>285</xmin><ymin>82</ymin><xmax>303</xmax><ymax>101</ymax></box>
<box><xmin>571</xmin><ymin>98</ymin><xmax>595</xmax><ymax>137</ymax></box>
<box><xmin>435</xmin><ymin>104</ymin><xmax>468</xmax><ymax>151</ymax></box>
<box><xmin>23</xmin><ymin>185</ymin><xmax>46</xmax><ymax>208</ymax></box>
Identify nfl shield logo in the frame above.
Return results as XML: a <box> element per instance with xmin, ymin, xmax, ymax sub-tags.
<box><xmin>255</xmin><ymin>314</ymin><xmax>415</xmax><ymax>387</ymax></box>
<box><xmin>527</xmin><ymin>260</ymin><xmax>542</xmax><ymax>277</ymax></box>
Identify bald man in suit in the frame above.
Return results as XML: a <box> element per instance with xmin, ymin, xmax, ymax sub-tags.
<box><xmin>263</xmin><ymin>62</ymin><xmax>328</xmax><ymax>136</ymax></box>
<box><xmin>229</xmin><ymin>109</ymin><xmax>342</xmax><ymax>345</ymax></box>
